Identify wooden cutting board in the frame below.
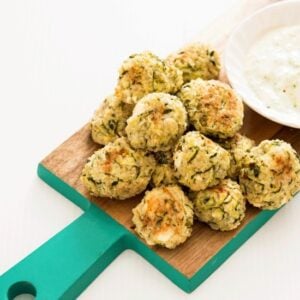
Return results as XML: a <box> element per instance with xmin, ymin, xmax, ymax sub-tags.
<box><xmin>1</xmin><ymin>0</ymin><xmax>298</xmax><ymax>298</ymax></box>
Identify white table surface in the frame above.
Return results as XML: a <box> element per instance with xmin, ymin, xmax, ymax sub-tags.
<box><xmin>1</xmin><ymin>0</ymin><xmax>300</xmax><ymax>299</ymax></box>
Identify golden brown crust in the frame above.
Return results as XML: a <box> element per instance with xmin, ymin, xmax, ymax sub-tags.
<box><xmin>239</xmin><ymin>139</ymin><xmax>300</xmax><ymax>209</ymax></box>
<box><xmin>91</xmin><ymin>95</ymin><xmax>133</xmax><ymax>145</ymax></box>
<box><xmin>81</xmin><ymin>137</ymin><xmax>156</xmax><ymax>200</ymax></box>
<box><xmin>214</xmin><ymin>133</ymin><xmax>255</xmax><ymax>178</ymax></box>
<box><xmin>115</xmin><ymin>52</ymin><xmax>183</xmax><ymax>105</ymax></box>
<box><xmin>132</xmin><ymin>185</ymin><xmax>194</xmax><ymax>249</ymax></box>
<box><xmin>174</xmin><ymin>131</ymin><xmax>231</xmax><ymax>191</ymax></box>
<box><xmin>178</xmin><ymin>79</ymin><xmax>244</xmax><ymax>138</ymax></box>
<box><xmin>166</xmin><ymin>44</ymin><xmax>220</xmax><ymax>83</ymax></box>
<box><xmin>191</xmin><ymin>179</ymin><xmax>246</xmax><ymax>231</ymax></box>
<box><xmin>125</xmin><ymin>93</ymin><xmax>187</xmax><ymax>152</ymax></box>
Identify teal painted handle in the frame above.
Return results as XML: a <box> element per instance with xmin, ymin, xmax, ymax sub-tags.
<box><xmin>0</xmin><ymin>205</ymin><xmax>127</xmax><ymax>300</ymax></box>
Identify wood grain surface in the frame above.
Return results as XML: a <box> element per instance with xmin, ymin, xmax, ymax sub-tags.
<box><xmin>42</xmin><ymin>0</ymin><xmax>299</xmax><ymax>278</ymax></box>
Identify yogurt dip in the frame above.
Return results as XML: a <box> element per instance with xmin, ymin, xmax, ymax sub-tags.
<box><xmin>245</xmin><ymin>25</ymin><xmax>300</xmax><ymax>117</ymax></box>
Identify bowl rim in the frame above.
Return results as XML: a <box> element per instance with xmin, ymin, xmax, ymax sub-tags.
<box><xmin>224</xmin><ymin>0</ymin><xmax>300</xmax><ymax>129</ymax></box>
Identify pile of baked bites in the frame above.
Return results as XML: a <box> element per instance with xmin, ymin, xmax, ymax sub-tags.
<box><xmin>81</xmin><ymin>44</ymin><xmax>300</xmax><ymax>249</ymax></box>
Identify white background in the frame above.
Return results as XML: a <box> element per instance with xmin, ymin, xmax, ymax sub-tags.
<box><xmin>1</xmin><ymin>0</ymin><xmax>300</xmax><ymax>299</ymax></box>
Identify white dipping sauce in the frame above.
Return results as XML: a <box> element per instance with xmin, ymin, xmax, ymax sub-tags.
<box><xmin>245</xmin><ymin>25</ymin><xmax>300</xmax><ymax>116</ymax></box>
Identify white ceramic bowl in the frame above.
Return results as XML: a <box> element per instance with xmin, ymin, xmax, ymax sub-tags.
<box><xmin>225</xmin><ymin>0</ymin><xmax>300</xmax><ymax>128</ymax></box>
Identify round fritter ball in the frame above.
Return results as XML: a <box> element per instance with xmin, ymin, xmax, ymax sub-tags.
<box><xmin>239</xmin><ymin>139</ymin><xmax>300</xmax><ymax>210</ymax></box>
<box><xmin>191</xmin><ymin>179</ymin><xmax>246</xmax><ymax>231</ymax></box>
<box><xmin>81</xmin><ymin>137</ymin><xmax>156</xmax><ymax>200</ymax></box>
<box><xmin>151</xmin><ymin>151</ymin><xmax>177</xmax><ymax>187</ymax></box>
<box><xmin>174</xmin><ymin>131</ymin><xmax>231</xmax><ymax>191</ymax></box>
<box><xmin>125</xmin><ymin>93</ymin><xmax>188</xmax><ymax>152</ymax></box>
<box><xmin>132</xmin><ymin>185</ymin><xmax>194</xmax><ymax>249</ymax></box>
<box><xmin>166</xmin><ymin>43</ymin><xmax>221</xmax><ymax>83</ymax></box>
<box><xmin>178</xmin><ymin>79</ymin><xmax>244</xmax><ymax>138</ymax></box>
<box><xmin>216</xmin><ymin>134</ymin><xmax>255</xmax><ymax>178</ymax></box>
<box><xmin>115</xmin><ymin>52</ymin><xmax>183</xmax><ymax>105</ymax></box>
<box><xmin>91</xmin><ymin>95</ymin><xmax>134</xmax><ymax>145</ymax></box>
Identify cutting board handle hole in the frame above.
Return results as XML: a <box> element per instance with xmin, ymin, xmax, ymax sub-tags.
<box><xmin>7</xmin><ymin>281</ymin><xmax>36</xmax><ymax>300</ymax></box>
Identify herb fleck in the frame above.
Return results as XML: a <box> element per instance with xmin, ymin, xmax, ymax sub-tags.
<box><xmin>188</xmin><ymin>147</ymin><xmax>199</xmax><ymax>163</ymax></box>
<box><xmin>249</xmin><ymin>163</ymin><xmax>260</xmax><ymax>177</ymax></box>
<box><xmin>163</xmin><ymin>108</ymin><xmax>173</xmax><ymax>114</ymax></box>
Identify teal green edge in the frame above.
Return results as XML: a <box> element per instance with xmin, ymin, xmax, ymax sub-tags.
<box><xmin>36</xmin><ymin>164</ymin><xmax>279</xmax><ymax>293</ymax></box>
<box><xmin>0</xmin><ymin>164</ymin><xmax>279</xmax><ymax>298</ymax></box>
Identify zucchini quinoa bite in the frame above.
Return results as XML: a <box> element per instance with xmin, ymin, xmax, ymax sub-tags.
<box><xmin>174</xmin><ymin>131</ymin><xmax>231</xmax><ymax>191</ymax></box>
<box><xmin>115</xmin><ymin>52</ymin><xmax>183</xmax><ymax>105</ymax></box>
<box><xmin>91</xmin><ymin>95</ymin><xmax>133</xmax><ymax>145</ymax></box>
<box><xmin>191</xmin><ymin>179</ymin><xmax>246</xmax><ymax>231</ymax></box>
<box><xmin>178</xmin><ymin>79</ymin><xmax>244</xmax><ymax>138</ymax></box>
<box><xmin>239</xmin><ymin>140</ymin><xmax>300</xmax><ymax>210</ymax></box>
<box><xmin>215</xmin><ymin>133</ymin><xmax>255</xmax><ymax>178</ymax></box>
<box><xmin>151</xmin><ymin>151</ymin><xmax>177</xmax><ymax>187</ymax></box>
<box><xmin>132</xmin><ymin>185</ymin><xmax>194</xmax><ymax>249</ymax></box>
<box><xmin>81</xmin><ymin>137</ymin><xmax>156</xmax><ymax>200</ymax></box>
<box><xmin>166</xmin><ymin>43</ymin><xmax>221</xmax><ymax>83</ymax></box>
<box><xmin>125</xmin><ymin>92</ymin><xmax>188</xmax><ymax>152</ymax></box>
